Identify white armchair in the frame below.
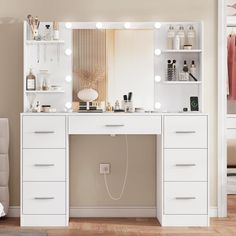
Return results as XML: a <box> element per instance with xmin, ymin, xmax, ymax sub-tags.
<box><xmin>0</xmin><ymin>118</ymin><xmax>9</xmax><ymax>216</ymax></box>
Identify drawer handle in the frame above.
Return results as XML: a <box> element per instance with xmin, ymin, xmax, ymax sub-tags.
<box><xmin>34</xmin><ymin>164</ymin><xmax>55</xmax><ymax>167</ymax></box>
<box><xmin>175</xmin><ymin>164</ymin><xmax>196</xmax><ymax>167</ymax></box>
<box><xmin>34</xmin><ymin>197</ymin><xmax>55</xmax><ymax>200</ymax></box>
<box><xmin>105</xmin><ymin>124</ymin><xmax>125</xmax><ymax>127</ymax></box>
<box><xmin>34</xmin><ymin>131</ymin><xmax>55</xmax><ymax>134</ymax></box>
<box><xmin>175</xmin><ymin>131</ymin><xmax>196</xmax><ymax>134</ymax></box>
<box><xmin>175</xmin><ymin>197</ymin><xmax>196</xmax><ymax>200</ymax></box>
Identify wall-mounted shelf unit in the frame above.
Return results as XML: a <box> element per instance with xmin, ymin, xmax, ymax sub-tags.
<box><xmin>154</xmin><ymin>22</ymin><xmax>203</xmax><ymax>112</ymax></box>
<box><xmin>23</xmin><ymin>21</ymin><xmax>72</xmax><ymax>112</ymax></box>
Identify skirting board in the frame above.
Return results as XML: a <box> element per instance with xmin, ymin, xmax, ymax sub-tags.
<box><xmin>7</xmin><ymin>206</ymin><xmax>218</xmax><ymax>218</ymax></box>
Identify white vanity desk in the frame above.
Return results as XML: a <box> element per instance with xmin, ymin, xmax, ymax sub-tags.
<box><xmin>20</xmin><ymin>112</ymin><xmax>209</xmax><ymax>227</ymax></box>
<box><xmin>21</xmin><ymin>20</ymin><xmax>208</xmax><ymax>227</ymax></box>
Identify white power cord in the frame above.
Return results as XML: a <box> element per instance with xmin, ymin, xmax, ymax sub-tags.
<box><xmin>104</xmin><ymin>135</ymin><xmax>129</xmax><ymax>201</ymax></box>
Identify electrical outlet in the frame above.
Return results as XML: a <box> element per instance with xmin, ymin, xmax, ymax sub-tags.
<box><xmin>100</xmin><ymin>163</ymin><xmax>110</xmax><ymax>174</ymax></box>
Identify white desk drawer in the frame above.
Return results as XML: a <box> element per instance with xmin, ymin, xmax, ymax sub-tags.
<box><xmin>164</xmin><ymin>182</ymin><xmax>207</xmax><ymax>215</ymax></box>
<box><xmin>23</xmin><ymin>182</ymin><xmax>65</xmax><ymax>215</ymax></box>
<box><xmin>22</xmin><ymin>116</ymin><xmax>66</xmax><ymax>148</ymax></box>
<box><xmin>164</xmin><ymin>149</ymin><xmax>207</xmax><ymax>181</ymax></box>
<box><xmin>164</xmin><ymin>116</ymin><xmax>207</xmax><ymax>148</ymax></box>
<box><xmin>23</xmin><ymin>149</ymin><xmax>66</xmax><ymax>181</ymax></box>
<box><xmin>69</xmin><ymin>115</ymin><xmax>162</xmax><ymax>134</ymax></box>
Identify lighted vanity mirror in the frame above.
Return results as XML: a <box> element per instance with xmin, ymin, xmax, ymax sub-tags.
<box><xmin>72</xmin><ymin>28</ymin><xmax>155</xmax><ymax>110</ymax></box>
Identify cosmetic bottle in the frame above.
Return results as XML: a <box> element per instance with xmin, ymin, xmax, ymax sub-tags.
<box><xmin>183</xmin><ymin>60</ymin><xmax>189</xmax><ymax>72</ymax></box>
<box><xmin>179</xmin><ymin>60</ymin><xmax>189</xmax><ymax>81</ymax></box>
<box><xmin>167</xmin><ymin>25</ymin><xmax>175</xmax><ymax>49</ymax></box>
<box><xmin>189</xmin><ymin>60</ymin><xmax>197</xmax><ymax>81</ymax></box>
<box><xmin>174</xmin><ymin>35</ymin><xmax>180</xmax><ymax>50</ymax></box>
<box><xmin>178</xmin><ymin>25</ymin><xmax>185</xmax><ymax>49</ymax></box>
<box><xmin>26</xmin><ymin>68</ymin><xmax>36</xmax><ymax>91</ymax></box>
<box><xmin>53</xmin><ymin>21</ymin><xmax>60</xmax><ymax>40</ymax></box>
<box><xmin>187</xmin><ymin>25</ymin><xmax>196</xmax><ymax>49</ymax></box>
<box><xmin>167</xmin><ymin>60</ymin><xmax>172</xmax><ymax>81</ymax></box>
<box><xmin>172</xmin><ymin>60</ymin><xmax>177</xmax><ymax>81</ymax></box>
<box><xmin>44</xmin><ymin>25</ymin><xmax>51</xmax><ymax>40</ymax></box>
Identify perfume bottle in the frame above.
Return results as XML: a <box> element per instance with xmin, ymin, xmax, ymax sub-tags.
<box><xmin>26</xmin><ymin>68</ymin><xmax>36</xmax><ymax>91</ymax></box>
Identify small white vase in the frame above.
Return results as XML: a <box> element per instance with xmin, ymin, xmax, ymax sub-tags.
<box><xmin>77</xmin><ymin>88</ymin><xmax>98</xmax><ymax>102</ymax></box>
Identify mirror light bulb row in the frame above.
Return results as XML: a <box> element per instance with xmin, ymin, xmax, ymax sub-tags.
<box><xmin>65</xmin><ymin>22</ymin><xmax>162</xmax><ymax>29</ymax></box>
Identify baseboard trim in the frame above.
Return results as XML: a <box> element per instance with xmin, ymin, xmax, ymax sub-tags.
<box><xmin>7</xmin><ymin>206</ymin><xmax>218</xmax><ymax>218</ymax></box>
<box><xmin>210</xmin><ymin>207</ymin><xmax>218</xmax><ymax>217</ymax></box>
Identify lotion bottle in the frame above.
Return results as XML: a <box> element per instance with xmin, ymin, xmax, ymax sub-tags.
<box><xmin>174</xmin><ymin>35</ymin><xmax>180</xmax><ymax>50</ymax></box>
<box><xmin>187</xmin><ymin>25</ymin><xmax>196</xmax><ymax>49</ymax></box>
<box><xmin>178</xmin><ymin>25</ymin><xmax>185</xmax><ymax>49</ymax></box>
<box><xmin>53</xmin><ymin>21</ymin><xmax>60</xmax><ymax>40</ymax></box>
<box><xmin>167</xmin><ymin>25</ymin><xmax>175</xmax><ymax>49</ymax></box>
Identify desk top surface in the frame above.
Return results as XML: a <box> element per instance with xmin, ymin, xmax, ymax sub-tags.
<box><xmin>21</xmin><ymin>112</ymin><xmax>208</xmax><ymax>116</ymax></box>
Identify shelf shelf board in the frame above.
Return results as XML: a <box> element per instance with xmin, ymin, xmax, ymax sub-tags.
<box><xmin>25</xmin><ymin>90</ymin><xmax>65</xmax><ymax>94</ymax></box>
<box><xmin>161</xmin><ymin>49</ymin><xmax>202</xmax><ymax>53</ymax></box>
<box><xmin>161</xmin><ymin>81</ymin><xmax>202</xmax><ymax>84</ymax></box>
<box><xmin>26</xmin><ymin>40</ymin><xmax>65</xmax><ymax>45</ymax></box>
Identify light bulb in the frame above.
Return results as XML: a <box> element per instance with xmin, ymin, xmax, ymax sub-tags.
<box><xmin>65</xmin><ymin>102</ymin><xmax>72</xmax><ymax>109</ymax></box>
<box><xmin>65</xmin><ymin>75</ymin><xmax>72</xmax><ymax>82</ymax></box>
<box><xmin>65</xmin><ymin>49</ymin><xmax>72</xmax><ymax>56</ymax></box>
<box><xmin>155</xmin><ymin>102</ymin><xmax>161</xmax><ymax>110</ymax></box>
<box><xmin>155</xmin><ymin>75</ymin><xmax>161</xmax><ymax>82</ymax></box>
<box><xmin>65</xmin><ymin>22</ymin><xmax>72</xmax><ymax>29</ymax></box>
<box><xmin>154</xmin><ymin>22</ymin><xmax>161</xmax><ymax>29</ymax></box>
<box><xmin>154</xmin><ymin>49</ymin><xmax>161</xmax><ymax>56</ymax></box>
<box><xmin>124</xmin><ymin>22</ymin><xmax>131</xmax><ymax>29</ymax></box>
<box><xmin>96</xmin><ymin>22</ymin><xmax>103</xmax><ymax>29</ymax></box>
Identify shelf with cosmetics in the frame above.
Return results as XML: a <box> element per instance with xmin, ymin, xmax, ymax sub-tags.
<box><xmin>154</xmin><ymin>22</ymin><xmax>203</xmax><ymax>112</ymax></box>
<box><xmin>23</xmin><ymin>21</ymin><xmax>72</xmax><ymax>113</ymax></box>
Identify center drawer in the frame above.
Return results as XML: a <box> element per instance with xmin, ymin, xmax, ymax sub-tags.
<box><xmin>23</xmin><ymin>149</ymin><xmax>66</xmax><ymax>181</ymax></box>
<box><xmin>164</xmin><ymin>115</ymin><xmax>207</xmax><ymax>148</ymax></box>
<box><xmin>22</xmin><ymin>116</ymin><xmax>66</xmax><ymax>148</ymax></box>
<box><xmin>69</xmin><ymin>115</ymin><xmax>162</xmax><ymax>134</ymax></box>
<box><xmin>23</xmin><ymin>182</ymin><xmax>66</xmax><ymax>215</ymax></box>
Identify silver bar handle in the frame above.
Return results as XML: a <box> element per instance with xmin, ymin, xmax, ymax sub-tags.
<box><xmin>175</xmin><ymin>164</ymin><xmax>196</xmax><ymax>167</ymax></box>
<box><xmin>175</xmin><ymin>131</ymin><xmax>196</xmax><ymax>134</ymax></box>
<box><xmin>105</xmin><ymin>124</ymin><xmax>125</xmax><ymax>127</ymax></box>
<box><xmin>34</xmin><ymin>197</ymin><xmax>55</xmax><ymax>200</ymax></box>
<box><xmin>34</xmin><ymin>131</ymin><xmax>55</xmax><ymax>134</ymax></box>
<box><xmin>34</xmin><ymin>164</ymin><xmax>55</xmax><ymax>167</ymax></box>
<box><xmin>175</xmin><ymin>197</ymin><xmax>196</xmax><ymax>200</ymax></box>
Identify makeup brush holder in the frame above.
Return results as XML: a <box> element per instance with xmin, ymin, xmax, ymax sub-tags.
<box><xmin>122</xmin><ymin>101</ymin><xmax>133</xmax><ymax>112</ymax></box>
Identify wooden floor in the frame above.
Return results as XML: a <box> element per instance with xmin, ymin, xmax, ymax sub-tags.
<box><xmin>1</xmin><ymin>196</ymin><xmax>236</xmax><ymax>236</ymax></box>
